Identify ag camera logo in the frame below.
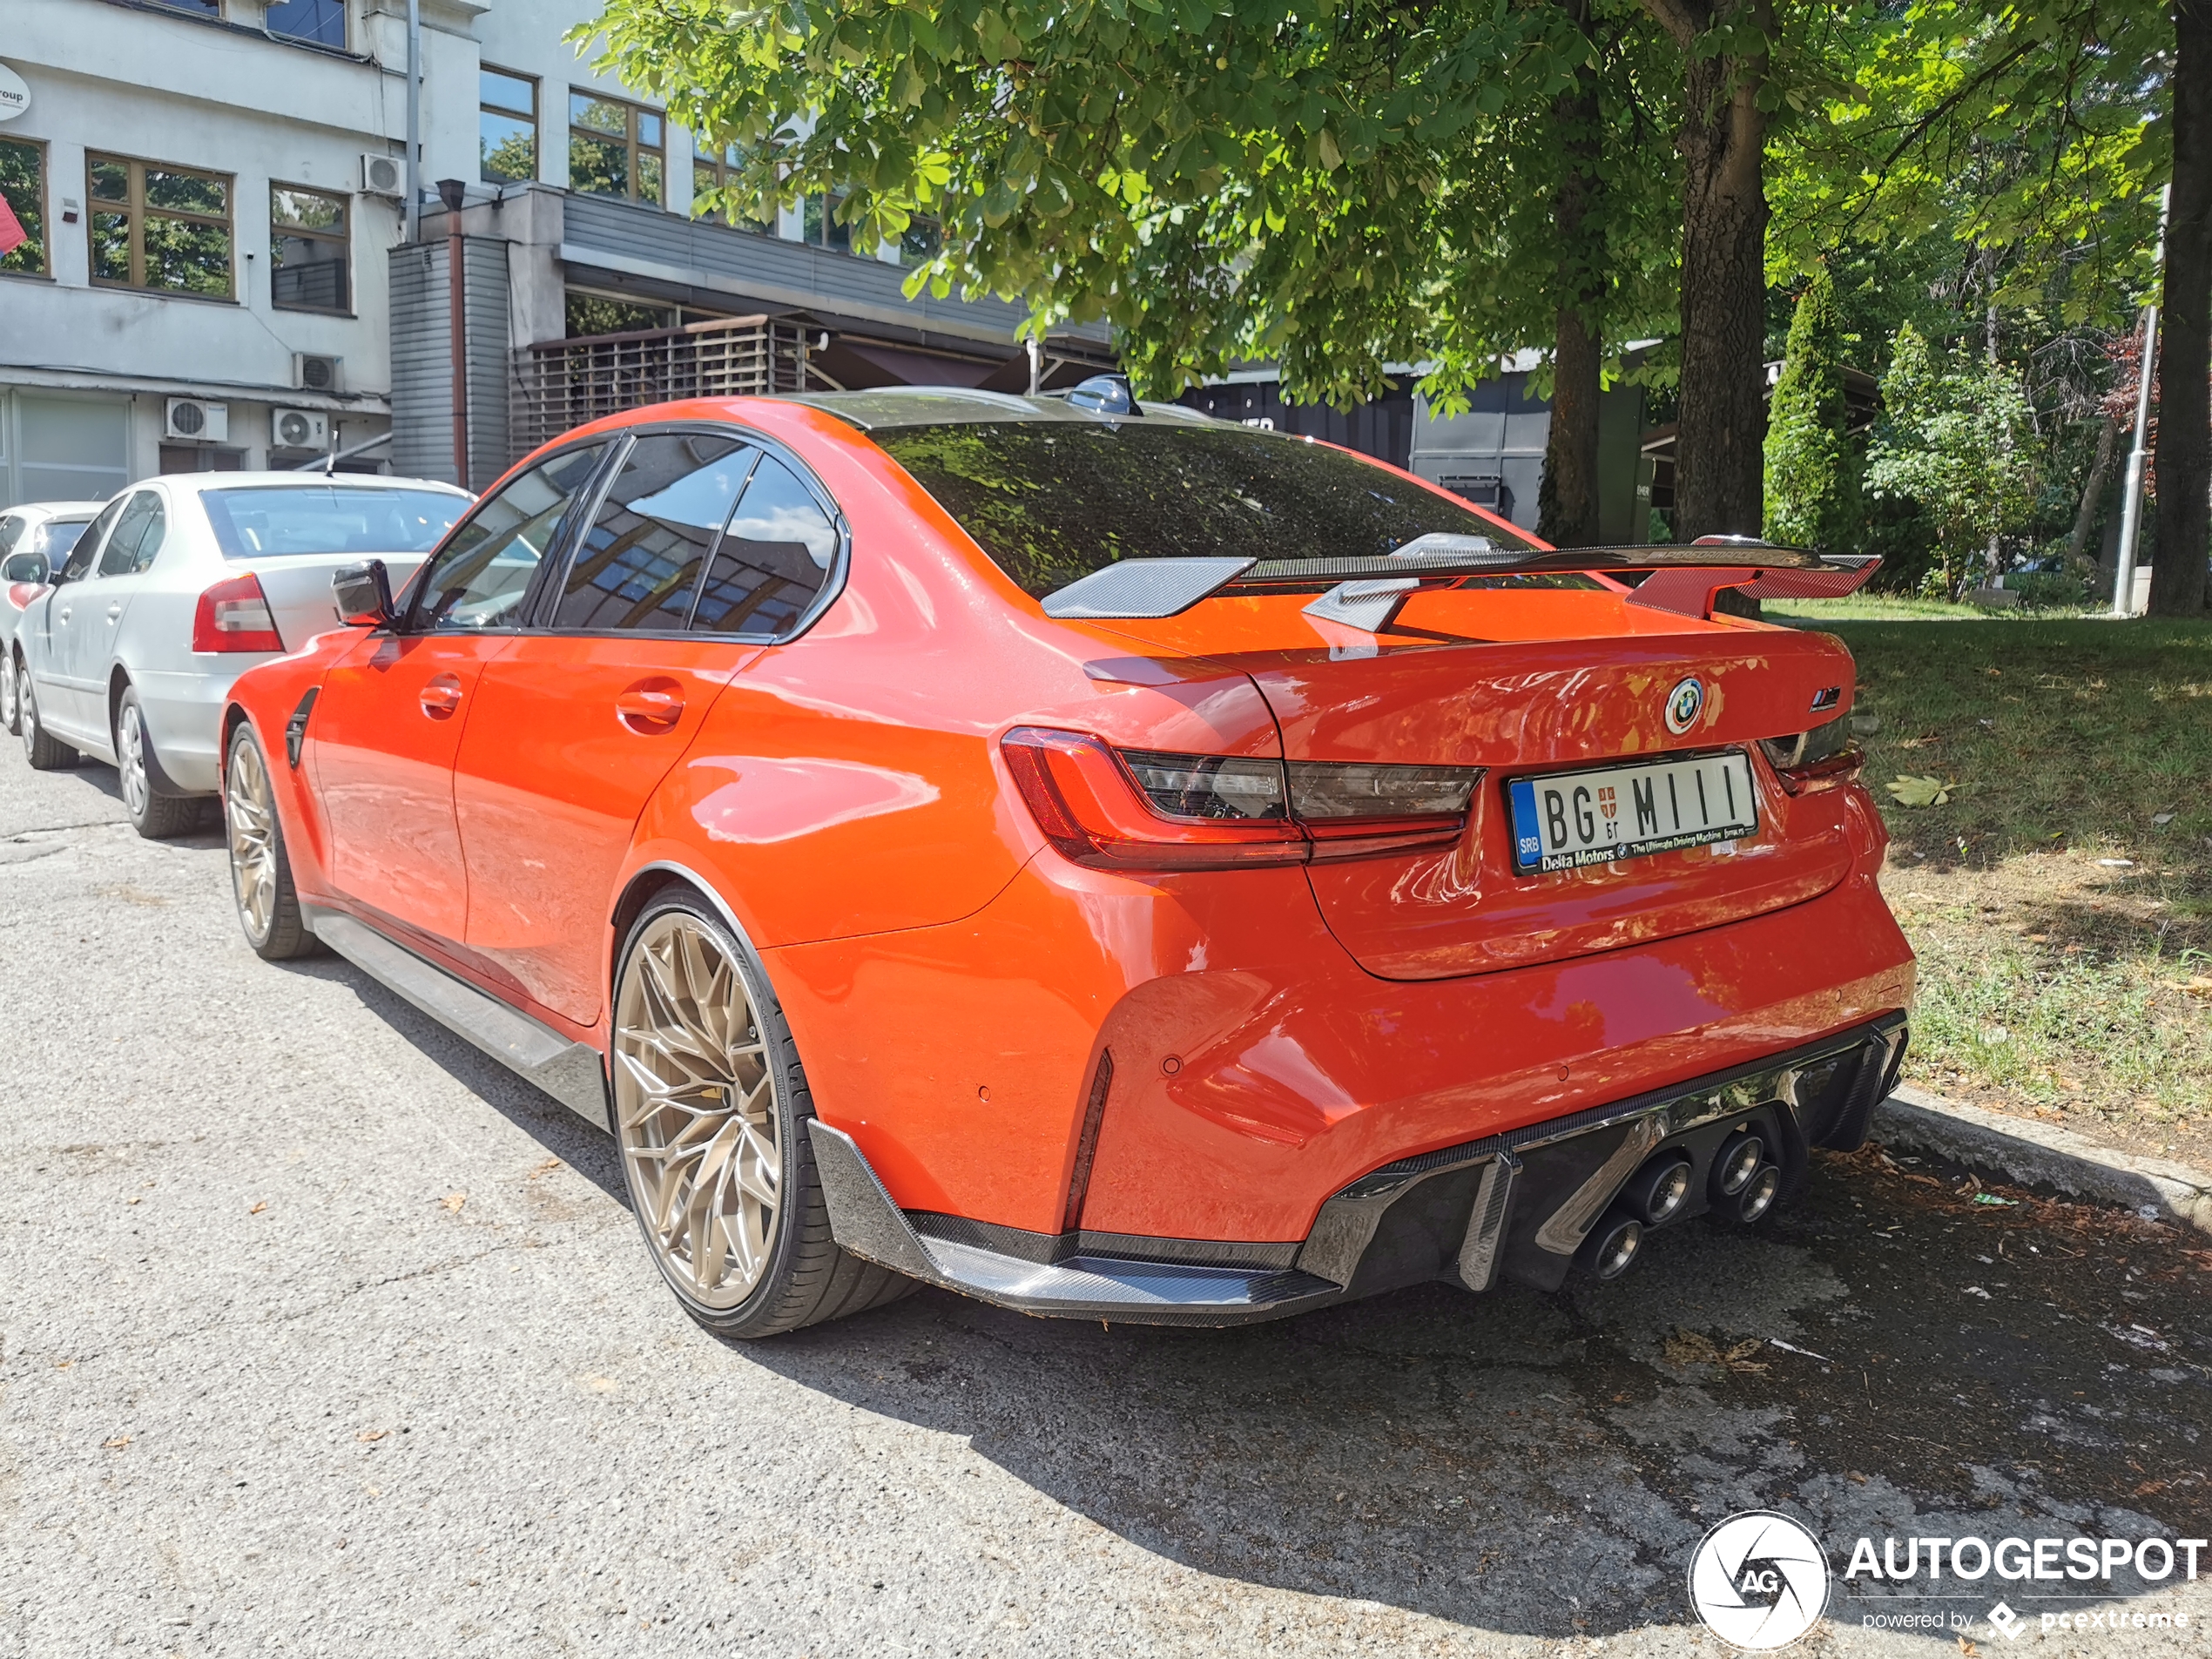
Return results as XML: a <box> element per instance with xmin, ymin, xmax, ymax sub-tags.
<box><xmin>1689</xmin><ymin>1511</ymin><xmax>1832</xmax><ymax>1649</ymax></box>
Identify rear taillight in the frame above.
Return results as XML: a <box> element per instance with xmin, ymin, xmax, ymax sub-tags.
<box><xmin>1758</xmin><ymin>714</ymin><xmax>1861</xmax><ymax>794</ymax></box>
<box><xmin>1001</xmin><ymin>728</ymin><xmax>1482</xmax><ymax>871</ymax></box>
<box><xmin>192</xmin><ymin>573</ymin><xmax>284</xmax><ymax>653</ymax></box>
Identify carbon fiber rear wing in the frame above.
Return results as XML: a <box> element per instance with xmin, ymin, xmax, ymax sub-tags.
<box><xmin>1039</xmin><ymin>535</ymin><xmax>1880</xmax><ymax>624</ymax></box>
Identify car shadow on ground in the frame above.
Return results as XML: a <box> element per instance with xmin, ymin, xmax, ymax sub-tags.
<box><xmin>733</xmin><ymin>1154</ymin><xmax>2210</xmax><ymax>1639</ymax></box>
<box><xmin>311</xmin><ymin>954</ymin><xmax>2212</xmax><ymax>1640</ymax></box>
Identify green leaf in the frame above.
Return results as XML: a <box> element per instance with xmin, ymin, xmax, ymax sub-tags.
<box><xmin>1886</xmin><ymin>775</ymin><xmax>1954</xmax><ymax>808</ymax></box>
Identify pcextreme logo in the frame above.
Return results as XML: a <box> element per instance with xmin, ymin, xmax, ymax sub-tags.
<box><xmin>1689</xmin><ymin>1513</ymin><xmax>2208</xmax><ymax>1650</ymax></box>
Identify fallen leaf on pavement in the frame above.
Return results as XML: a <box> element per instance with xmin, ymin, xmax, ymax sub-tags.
<box><xmin>102</xmin><ymin>1436</ymin><xmax>130</xmax><ymax>1450</ymax></box>
<box><xmin>442</xmin><ymin>1193</ymin><xmax>467</xmax><ymax>1213</ymax></box>
<box><xmin>356</xmin><ymin>1429</ymin><xmax>388</xmax><ymax>1442</ymax></box>
<box><xmin>528</xmin><ymin>1158</ymin><xmax>563</xmax><ymax>1180</ymax></box>
<box><xmin>247</xmin><ymin>1201</ymin><xmax>268</xmax><ymax>1215</ymax></box>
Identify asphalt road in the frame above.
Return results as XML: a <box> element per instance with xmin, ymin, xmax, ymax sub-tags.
<box><xmin>3</xmin><ymin>735</ymin><xmax>2207</xmax><ymax>1657</ymax></box>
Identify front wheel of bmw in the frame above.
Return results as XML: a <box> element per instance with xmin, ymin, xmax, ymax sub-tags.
<box><xmin>610</xmin><ymin>891</ymin><xmax>912</xmax><ymax>1338</ymax></box>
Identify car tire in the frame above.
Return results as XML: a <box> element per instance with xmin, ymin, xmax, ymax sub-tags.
<box><xmin>224</xmin><ymin>723</ymin><xmax>318</xmax><ymax>961</ymax></box>
<box><xmin>610</xmin><ymin>890</ymin><xmax>914</xmax><ymax>1339</ymax></box>
<box><xmin>19</xmin><ymin>663</ymin><xmax>77</xmax><ymax>771</ymax></box>
<box><xmin>117</xmin><ymin>687</ymin><xmax>200</xmax><ymax>840</ymax></box>
<box><xmin>1</xmin><ymin>654</ymin><xmax>18</xmax><ymax>737</ymax></box>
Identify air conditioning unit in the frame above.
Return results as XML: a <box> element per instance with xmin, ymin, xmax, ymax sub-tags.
<box><xmin>272</xmin><ymin>408</ymin><xmax>329</xmax><ymax>450</ymax></box>
<box><xmin>165</xmin><ymin>398</ymin><xmax>230</xmax><ymax>442</ymax></box>
<box><xmin>360</xmin><ymin>153</ymin><xmax>404</xmax><ymax>197</ymax></box>
<box><xmin>294</xmin><ymin>353</ymin><xmax>342</xmax><ymax>394</ymax></box>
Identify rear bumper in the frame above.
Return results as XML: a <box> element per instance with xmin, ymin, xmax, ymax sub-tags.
<box><xmin>811</xmin><ymin>1014</ymin><xmax>1908</xmax><ymax>1325</ymax></box>
<box><xmin>135</xmin><ymin>661</ymin><xmax>261</xmax><ymax>793</ymax></box>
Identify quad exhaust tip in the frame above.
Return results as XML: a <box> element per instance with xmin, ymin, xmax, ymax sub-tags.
<box><xmin>1584</xmin><ymin>1211</ymin><xmax>1644</xmax><ymax>1280</ymax></box>
<box><xmin>1714</xmin><ymin>1132</ymin><xmax>1764</xmax><ymax>1198</ymax></box>
<box><xmin>1736</xmin><ymin>1163</ymin><xmax>1782</xmax><ymax>1224</ymax></box>
<box><xmin>1623</xmin><ymin>1151</ymin><xmax>1694</xmax><ymax>1226</ymax></box>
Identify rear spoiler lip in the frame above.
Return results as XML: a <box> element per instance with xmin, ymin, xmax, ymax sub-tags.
<box><xmin>1040</xmin><ymin>545</ymin><xmax>1879</xmax><ymax>621</ymax></box>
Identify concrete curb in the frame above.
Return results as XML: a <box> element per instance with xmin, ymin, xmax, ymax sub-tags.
<box><xmin>1873</xmin><ymin>1086</ymin><xmax>2212</xmax><ymax>1237</ymax></box>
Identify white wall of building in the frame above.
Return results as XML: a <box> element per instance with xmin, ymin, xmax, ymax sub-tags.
<box><xmin>0</xmin><ymin>0</ymin><xmax>928</xmax><ymax>509</ymax></box>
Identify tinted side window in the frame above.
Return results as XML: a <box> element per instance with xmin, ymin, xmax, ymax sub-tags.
<box><xmin>552</xmin><ymin>433</ymin><xmax>754</xmax><ymax>631</ymax></box>
<box><xmin>413</xmin><ymin>443</ymin><xmax>608</xmax><ymax>631</ymax></box>
<box><xmin>100</xmin><ymin>493</ymin><xmax>162</xmax><ymax>577</ymax></box>
<box><xmin>65</xmin><ymin>498</ymin><xmax>126</xmax><ymax>583</ymax></box>
<box><xmin>690</xmin><ymin>453</ymin><xmax>838</xmax><ymax>637</ymax></box>
<box><xmin>129</xmin><ymin>497</ymin><xmax>168</xmax><ymax>573</ymax></box>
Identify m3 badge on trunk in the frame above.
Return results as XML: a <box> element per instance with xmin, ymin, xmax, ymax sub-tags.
<box><xmin>1665</xmin><ymin>677</ymin><xmax>1706</xmax><ymax>734</ymax></box>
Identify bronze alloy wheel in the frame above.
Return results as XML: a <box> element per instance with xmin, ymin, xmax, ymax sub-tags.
<box><xmin>609</xmin><ymin>894</ymin><xmax>914</xmax><ymax>1336</ymax></box>
<box><xmin>227</xmin><ymin>734</ymin><xmax>280</xmax><ymax>946</ymax></box>
<box><xmin>224</xmin><ymin>726</ymin><xmax>313</xmax><ymax>960</ymax></box>
<box><xmin>614</xmin><ymin>907</ymin><xmax>785</xmax><ymax>1310</ymax></box>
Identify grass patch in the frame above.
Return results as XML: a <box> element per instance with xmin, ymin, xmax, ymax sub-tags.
<box><xmin>1768</xmin><ymin>607</ymin><xmax>2212</xmax><ymax>1165</ymax></box>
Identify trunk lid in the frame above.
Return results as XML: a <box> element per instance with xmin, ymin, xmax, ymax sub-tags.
<box><xmin>242</xmin><ymin>554</ymin><xmax>430</xmax><ymax>653</ymax></box>
<box><xmin>1103</xmin><ymin>593</ymin><xmax>1864</xmax><ymax>979</ymax></box>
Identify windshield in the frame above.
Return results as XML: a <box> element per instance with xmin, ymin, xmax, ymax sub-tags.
<box><xmin>201</xmin><ymin>486</ymin><xmax>467</xmax><ymax>558</ymax></box>
<box><xmin>31</xmin><ymin>519</ymin><xmax>93</xmax><ymax>559</ymax></box>
<box><xmin>867</xmin><ymin>420</ymin><xmax>1541</xmax><ymax>598</ymax></box>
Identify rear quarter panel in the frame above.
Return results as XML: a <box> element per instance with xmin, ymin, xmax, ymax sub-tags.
<box><xmin>621</xmin><ymin>402</ymin><xmax>1285</xmax><ymax>955</ymax></box>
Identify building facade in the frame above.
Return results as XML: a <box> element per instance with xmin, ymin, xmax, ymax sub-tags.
<box><xmin>0</xmin><ymin>0</ymin><xmax>1106</xmax><ymax>509</ymax></box>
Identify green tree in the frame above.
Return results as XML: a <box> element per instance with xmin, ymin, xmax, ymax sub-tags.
<box><xmin>1865</xmin><ymin>320</ymin><xmax>2038</xmax><ymax>597</ymax></box>
<box><xmin>580</xmin><ymin>0</ymin><xmax>1694</xmax><ymax>543</ymax></box>
<box><xmin>1763</xmin><ymin>263</ymin><xmax>1858</xmax><ymax>549</ymax></box>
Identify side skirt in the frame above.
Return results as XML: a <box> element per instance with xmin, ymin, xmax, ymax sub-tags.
<box><xmin>304</xmin><ymin>906</ymin><xmax>611</xmax><ymax>1131</ymax></box>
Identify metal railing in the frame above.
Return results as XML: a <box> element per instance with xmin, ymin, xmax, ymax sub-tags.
<box><xmin>511</xmin><ymin>315</ymin><xmax>811</xmax><ymax>453</ymax></box>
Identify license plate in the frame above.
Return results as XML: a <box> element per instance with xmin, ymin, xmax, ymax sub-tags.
<box><xmin>1507</xmin><ymin>751</ymin><xmax>1757</xmax><ymax>874</ymax></box>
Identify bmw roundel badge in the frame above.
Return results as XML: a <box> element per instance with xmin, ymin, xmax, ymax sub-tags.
<box><xmin>1664</xmin><ymin>677</ymin><xmax>1705</xmax><ymax>734</ymax></box>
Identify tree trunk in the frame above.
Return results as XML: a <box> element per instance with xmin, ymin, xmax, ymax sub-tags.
<box><xmin>2151</xmin><ymin>0</ymin><xmax>2212</xmax><ymax>616</ymax></box>
<box><xmin>2065</xmin><ymin>415</ymin><xmax>2119</xmax><ymax>563</ymax></box>
<box><xmin>1646</xmin><ymin>0</ymin><xmax>1773</xmax><ymax>545</ymax></box>
<box><xmin>1539</xmin><ymin>1</ymin><xmax>1605</xmax><ymax>549</ymax></box>
<box><xmin>1541</xmin><ymin>308</ymin><xmax>1604</xmax><ymax>546</ymax></box>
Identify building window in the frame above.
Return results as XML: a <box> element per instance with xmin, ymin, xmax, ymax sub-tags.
<box><xmin>87</xmin><ymin>154</ymin><xmax>233</xmax><ymax>299</ymax></box>
<box><xmin>270</xmin><ymin>183</ymin><xmax>348</xmax><ymax>313</ymax></box>
<box><xmin>481</xmin><ymin>68</ymin><xmax>538</xmax><ymax>183</ymax></box>
<box><xmin>264</xmin><ymin>0</ymin><xmax>344</xmax><ymax>47</ymax></box>
<box><xmin>569</xmin><ymin>92</ymin><xmax>663</xmax><ymax>206</ymax></box>
<box><xmin>0</xmin><ymin>138</ymin><xmax>47</xmax><ymax>278</ymax></box>
<box><xmin>565</xmin><ymin>291</ymin><xmax>675</xmax><ymax>337</ymax></box>
<box><xmin>689</xmin><ymin>144</ymin><xmax>775</xmax><ymax>233</ymax></box>
<box><xmin>151</xmin><ymin>0</ymin><xmax>221</xmax><ymax>16</ymax></box>
<box><xmin>801</xmin><ymin>190</ymin><xmax>851</xmax><ymax>253</ymax></box>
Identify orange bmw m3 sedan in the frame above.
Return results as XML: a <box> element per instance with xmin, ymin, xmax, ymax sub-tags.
<box><xmin>219</xmin><ymin>384</ymin><xmax>1913</xmax><ymax>1338</ymax></box>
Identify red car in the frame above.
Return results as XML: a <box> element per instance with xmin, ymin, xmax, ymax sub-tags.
<box><xmin>219</xmin><ymin>385</ymin><xmax>1913</xmax><ymax>1339</ymax></box>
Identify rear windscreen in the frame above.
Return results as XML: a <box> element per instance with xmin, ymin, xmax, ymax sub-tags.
<box><xmin>33</xmin><ymin>519</ymin><xmax>92</xmax><ymax>558</ymax></box>
<box><xmin>202</xmin><ymin>486</ymin><xmax>467</xmax><ymax>558</ymax></box>
<box><xmin>867</xmin><ymin>420</ymin><xmax>1541</xmax><ymax>597</ymax></box>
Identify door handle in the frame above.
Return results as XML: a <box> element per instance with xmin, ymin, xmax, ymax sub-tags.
<box><xmin>106</xmin><ymin>604</ymin><xmax>124</xmax><ymax>622</ymax></box>
<box><xmin>58</xmin><ymin>606</ymin><xmax>71</xmax><ymax>622</ymax></box>
<box><xmin>419</xmin><ymin>674</ymin><xmax>465</xmax><ymax>718</ymax></box>
<box><xmin>616</xmin><ymin>683</ymin><xmax>685</xmax><ymax>734</ymax></box>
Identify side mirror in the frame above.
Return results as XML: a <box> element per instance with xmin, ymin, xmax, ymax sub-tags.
<box><xmin>3</xmin><ymin>551</ymin><xmax>48</xmax><ymax>584</ymax></box>
<box><xmin>333</xmin><ymin>558</ymin><xmax>394</xmax><ymax>627</ymax></box>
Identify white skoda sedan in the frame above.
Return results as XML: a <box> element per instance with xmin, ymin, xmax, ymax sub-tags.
<box><xmin>11</xmin><ymin>473</ymin><xmax>470</xmax><ymax>837</ymax></box>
